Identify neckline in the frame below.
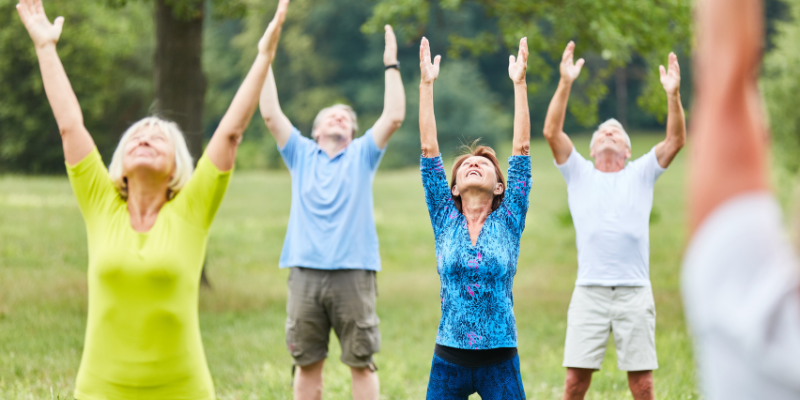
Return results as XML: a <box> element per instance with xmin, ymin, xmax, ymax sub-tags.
<box><xmin>462</xmin><ymin>212</ymin><xmax>492</xmax><ymax>247</ymax></box>
<box><xmin>126</xmin><ymin>200</ymin><xmax>167</xmax><ymax>235</ymax></box>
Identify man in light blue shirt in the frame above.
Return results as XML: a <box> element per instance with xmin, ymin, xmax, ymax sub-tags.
<box><xmin>258</xmin><ymin>25</ymin><xmax>405</xmax><ymax>400</ymax></box>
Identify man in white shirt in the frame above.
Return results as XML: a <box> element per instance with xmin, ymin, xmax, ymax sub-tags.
<box><xmin>543</xmin><ymin>42</ymin><xmax>686</xmax><ymax>400</ymax></box>
<box><xmin>682</xmin><ymin>0</ymin><xmax>800</xmax><ymax>398</ymax></box>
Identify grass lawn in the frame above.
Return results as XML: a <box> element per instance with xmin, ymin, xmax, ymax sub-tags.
<box><xmin>0</xmin><ymin>134</ymin><xmax>700</xmax><ymax>399</ymax></box>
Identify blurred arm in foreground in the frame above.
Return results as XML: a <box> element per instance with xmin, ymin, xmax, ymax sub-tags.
<box><xmin>682</xmin><ymin>0</ymin><xmax>800</xmax><ymax>399</ymax></box>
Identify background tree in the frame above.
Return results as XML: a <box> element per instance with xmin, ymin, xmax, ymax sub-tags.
<box><xmin>363</xmin><ymin>0</ymin><xmax>693</xmax><ymax>127</ymax></box>
<box><xmin>0</xmin><ymin>0</ymin><xmax>153</xmax><ymax>172</ymax></box>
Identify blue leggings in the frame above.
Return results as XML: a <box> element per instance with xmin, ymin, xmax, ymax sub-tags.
<box><xmin>425</xmin><ymin>354</ymin><xmax>527</xmax><ymax>400</ymax></box>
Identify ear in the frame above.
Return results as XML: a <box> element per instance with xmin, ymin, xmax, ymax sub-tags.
<box><xmin>625</xmin><ymin>147</ymin><xmax>632</xmax><ymax>159</ymax></box>
<box><xmin>590</xmin><ymin>147</ymin><xmax>595</xmax><ymax>158</ymax></box>
<box><xmin>451</xmin><ymin>184</ymin><xmax>460</xmax><ymax>197</ymax></box>
<box><xmin>493</xmin><ymin>182</ymin><xmax>504</xmax><ymax>195</ymax></box>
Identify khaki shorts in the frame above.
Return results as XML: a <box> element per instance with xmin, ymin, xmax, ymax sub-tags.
<box><xmin>285</xmin><ymin>267</ymin><xmax>380</xmax><ymax>368</ymax></box>
<box><xmin>563</xmin><ymin>285</ymin><xmax>658</xmax><ymax>371</ymax></box>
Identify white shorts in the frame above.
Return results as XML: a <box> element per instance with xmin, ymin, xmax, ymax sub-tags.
<box><xmin>563</xmin><ymin>285</ymin><xmax>658</xmax><ymax>371</ymax></box>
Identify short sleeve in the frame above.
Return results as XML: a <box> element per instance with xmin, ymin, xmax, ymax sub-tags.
<box><xmin>354</xmin><ymin>128</ymin><xmax>386</xmax><ymax>171</ymax></box>
<box><xmin>171</xmin><ymin>155</ymin><xmax>232</xmax><ymax>230</ymax></box>
<box><xmin>278</xmin><ymin>127</ymin><xmax>316</xmax><ymax>171</ymax></box>
<box><xmin>682</xmin><ymin>193</ymin><xmax>800</xmax><ymax>388</ymax></box>
<box><xmin>66</xmin><ymin>148</ymin><xmax>119</xmax><ymax>225</ymax></box>
<box><xmin>499</xmin><ymin>156</ymin><xmax>532</xmax><ymax>235</ymax></box>
<box><xmin>421</xmin><ymin>155</ymin><xmax>457</xmax><ymax>237</ymax></box>
<box><xmin>555</xmin><ymin>147</ymin><xmax>592</xmax><ymax>185</ymax></box>
<box><xmin>628</xmin><ymin>146</ymin><xmax>667</xmax><ymax>185</ymax></box>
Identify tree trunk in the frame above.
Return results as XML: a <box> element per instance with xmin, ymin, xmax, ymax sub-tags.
<box><xmin>154</xmin><ymin>0</ymin><xmax>206</xmax><ymax>160</ymax></box>
<box><xmin>154</xmin><ymin>0</ymin><xmax>211</xmax><ymax>287</ymax></box>
<box><xmin>615</xmin><ymin>66</ymin><xmax>628</xmax><ymax>127</ymax></box>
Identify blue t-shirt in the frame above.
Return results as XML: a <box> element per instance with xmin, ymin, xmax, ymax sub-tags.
<box><xmin>421</xmin><ymin>155</ymin><xmax>531</xmax><ymax>349</ymax></box>
<box><xmin>278</xmin><ymin>127</ymin><xmax>386</xmax><ymax>271</ymax></box>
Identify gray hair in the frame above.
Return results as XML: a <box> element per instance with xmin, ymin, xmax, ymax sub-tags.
<box><xmin>590</xmin><ymin>118</ymin><xmax>632</xmax><ymax>152</ymax></box>
<box><xmin>108</xmin><ymin>116</ymin><xmax>194</xmax><ymax>200</ymax></box>
<box><xmin>312</xmin><ymin>104</ymin><xmax>359</xmax><ymax>139</ymax></box>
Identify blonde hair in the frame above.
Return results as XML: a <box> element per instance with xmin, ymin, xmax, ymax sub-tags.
<box><xmin>312</xmin><ymin>104</ymin><xmax>359</xmax><ymax>139</ymax></box>
<box><xmin>108</xmin><ymin>117</ymin><xmax>194</xmax><ymax>200</ymax></box>
<box><xmin>590</xmin><ymin>118</ymin><xmax>632</xmax><ymax>152</ymax></box>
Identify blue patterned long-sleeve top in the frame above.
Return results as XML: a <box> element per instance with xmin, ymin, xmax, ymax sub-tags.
<box><xmin>421</xmin><ymin>155</ymin><xmax>531</xmax><ymax>350</ymax></box>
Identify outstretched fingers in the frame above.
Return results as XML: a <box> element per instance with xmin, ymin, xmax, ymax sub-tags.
<box><xmin>562</xmin><ymin>41</ymin><xmax>575</xmax><ymax>63</ymax></box>
<box><xmin>433</xmin><ymin>54</ymin><xmax>441</xmax><ymax>68</ymax></box>
<box><xmin>421</xmin><ymin>37</ymin><xmax>432</xmax><ymax>65</ymax></box>
<box><xmin>274</xmin><ymin>0</ymin><xmax>289</xmax><ymax>23</ymax></box>
<box><xmin>15</xmin><ymin>2</ymin><xmax>30</xmax><ymax>23</ymax></box>
<box><xmin>519</xmin><ymin>37</ymin><xmax>528</xmax><ymax>64</ymax></box>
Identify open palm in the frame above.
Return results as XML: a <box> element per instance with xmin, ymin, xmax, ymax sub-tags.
<box><xmin>258</xmin><ymin>0</ymin><xmax>289</xmax><ymax>59</ymax></box>
<box><xmin>508</xmin><ymin>37</ymin><xmax>528</xmax><ymax>84</ymax></box>
<box><xmin>660</xmin><ymin>52</ymin><xmax>681</xmax><ymax>96</ymax></box>
<box><xmin>420</xmin><ymin>37</ymin><xmax>441</xmax><ymax>84</ymax></box>
<box><xmin>560</xmin><ymin>41</ymin><xmax>585</xmax><ymax>84</ymax></box>
<box><xmin>16</xmin><ymin>0</ymin><xmax>63</xmax><ymax>49</ymax></box>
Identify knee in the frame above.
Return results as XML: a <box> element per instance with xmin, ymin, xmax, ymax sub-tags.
<box><xmin>350</xmin><ymin>365</ymin><xmax>376</xmax><ymax>378</ymax></box>
<box><xmin>628</xmin><ymin>371</ymin><xmax>654</xmax><ymax>392</ymax></box>
<box><xmin>564</xmin><ymin>369</ymin><xmax>592</xmax><ymax>394</ymax></box>
<box><xmin>298</xmin><ymin>359</ymin><xmax>325</xmax><ymax>376</ymax></box>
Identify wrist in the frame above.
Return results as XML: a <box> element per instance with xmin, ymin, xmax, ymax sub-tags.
<box><xmin>513</xmin><ymin>81</ymin><xmax>527</xmax><ymax>88</ymax></box>
<box><xmin>420</xmin><ymin>81</ymin><xmax>434</xmax><ymax>88</ymax></box>
<box><xmin>667</xmin><ymin>90</ymin><xmax>681</xmax><ymax>100</ymax></box>
<box><xmin>35</xmin><ymin>42</ymin><xmax>57</xmax><ymax>52</ymax></box>
<box><xmin>559</xmin><ymin>77</ymin><xmax>574</xmax><ymax>86</ymax></box>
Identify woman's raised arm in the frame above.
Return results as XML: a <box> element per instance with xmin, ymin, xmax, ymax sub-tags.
<box><xmin>508</xmin><ymin>38</ymin><xmax>530</xmax><ymax>156</ymax></box>
<box><xmin>205</xmin><ymin>0</ymin><xmax>289</xmax><ymax>172</ymax></box>
<box><xmin>419</xmin><ymin>37</ymin><xmax>441</xmax><ymax>158</ymax></box>
<box><xmin>16</xmin><ymin>0</ymin><xmax>94</xmax><ymax>166</ymax></box>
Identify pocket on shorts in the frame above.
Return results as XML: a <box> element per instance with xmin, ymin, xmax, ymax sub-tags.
<box><xmin>285</xmin><ymin>319</ymin><xmax>304</xmax><ymax>358</ymax></box>
<box><xmin>352</xmin><ymin>316</ymin><xmax>381</xmax><ymax>358</ymax></box>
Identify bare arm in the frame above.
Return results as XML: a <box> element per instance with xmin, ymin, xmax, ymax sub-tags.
<box><xmin>419</xmin><ymin>37</ymin><xmax>441</xmax><ymax>158</ymax></box>
<box><xmin>259</xmin><ymin>67</ymin><xmax>293</xmax><ymax>148</ymax></box>
<box><xmin>372</xmin><ymin>25</ymin><xmax>406</xmax><ymax>149</ymax></box>
<box><xmin>509</xmin><ymin>38</ymin><xmax>530</xmax><ymax>156</ymax></box>
<box><xmin>207</xmin><ymin>0</ymin><xmax>288</xmax><ymax>171</ymax></box>
<box><xmin>543</xmin><ymin>42</ymin><xmax>583</xmax><ymax>164</ymax></box>
<box><xmin>654</xmin><ymin>52</ymin><xmax>687</xmax><ymax>168</ymax></box>
<box><xmin>16</xmin><ymin>0</ymin><xmax>94</xmax><ymax>166</ymax></box>
<box><xmin>689</xmin><ymin>0</ymin><xmax>767</xmax><ymax>233</ymax></box>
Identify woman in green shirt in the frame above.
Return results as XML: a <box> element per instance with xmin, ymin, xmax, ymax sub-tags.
<box><xmin>15</xmin><ymin>0</ymin><xmax>290</xmax><ymax>398</ymax></box>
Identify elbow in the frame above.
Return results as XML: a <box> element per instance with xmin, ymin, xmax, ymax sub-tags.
<box><xmin>389</xmin><ymin>116</ymin><xmax>405</xmax><ymax>131</ymax></box>
<box><xmin>421</xmin><ymin>142</ymin><xmax>437</xmax><ymax>157</ymax></box>
<box><xmin>542</xmin><ymin>127</ymin><xmax>555</xmax><ymax>140</ymax></box>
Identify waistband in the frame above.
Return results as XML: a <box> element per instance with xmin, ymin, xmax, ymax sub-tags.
<box><xmin>434</xmin><ymin>344</ymin><xmax>517</xmax><ymax>368</ymax></box>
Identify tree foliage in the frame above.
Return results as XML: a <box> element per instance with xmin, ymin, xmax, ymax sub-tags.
<box><xmin>763</xmin><ymin>0</ymin><xmax>800</xmax><ymax>173</ymax></box>
<box><xmin>363</xmin><ymin>0</ymin><xmax>693</xmax><ymax>126</ymax></box>
<box><xmin>0</xmin><ymin>0</ymin><xmax>153</xmax><ymax>173</ymax></box>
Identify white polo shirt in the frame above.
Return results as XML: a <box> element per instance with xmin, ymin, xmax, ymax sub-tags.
<box><xmin>556</xmin><ymin>147</ymin><xmax>666</xmax><ymax>287</ymax></box>
<box><xmin>682</xmin><ymin>193</ymin><xmax>800</xmax><ymax>399</ymax></box>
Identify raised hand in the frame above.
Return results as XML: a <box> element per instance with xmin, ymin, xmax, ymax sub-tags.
<box><xmin>384</xmin><ymin>25</ymin><xmax>398</xmax><ymax>66</ymax></box>
<box><xmin>16</xmin><ymin>0</ymin><xmax>63</xmax><ymax>49</ymax></box>
<box><xmin>420</xmin><ymin>37</ymin><xmax>441</xmax><ymax>85</ymax></box>
<box><xmin>258</xmin><ymin>0</ymin><xmax>289</xmax><ymax>59</ymax></box>
<box><xmin>660</xmin><ymin>52</ymin><xmax>681</xmax><ymax>96</ymax></box>
<box><xmin>509</xmin><ymin>37</ymin><xmax>528</xmax><ymax>84</ymax></box>
<box><xmin>560</xmin><ymin>41</ymin><xmax>585</xmax><ymax>84</ymax></box>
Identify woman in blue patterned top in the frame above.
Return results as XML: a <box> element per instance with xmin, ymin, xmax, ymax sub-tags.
<box><xmin>419</xmin><ymin>36</ymin><xmax>532</xmax><ymax>400</ymax></box>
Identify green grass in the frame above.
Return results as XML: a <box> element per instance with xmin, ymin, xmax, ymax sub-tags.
<box><xmin>0</xmin><ymin>135</ymin><xmax>700</xmax><ymax>399</ymax></box>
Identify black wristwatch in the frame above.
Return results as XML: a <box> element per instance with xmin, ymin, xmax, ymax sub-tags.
<box><xmin>385</xmin><ymin>63</ymin><xmax>400</xmax><ymax>71</ymax></box>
